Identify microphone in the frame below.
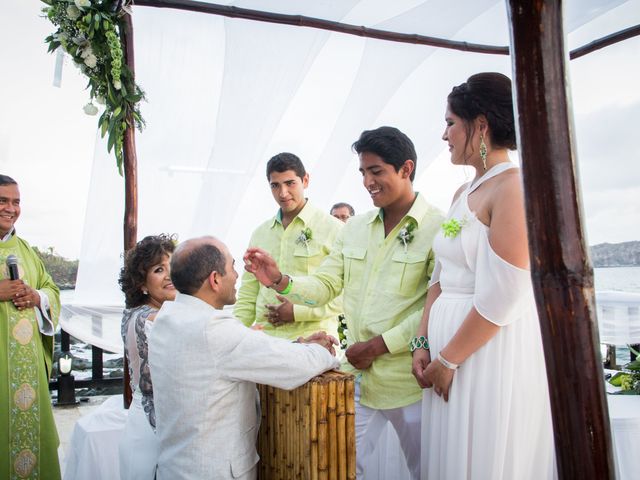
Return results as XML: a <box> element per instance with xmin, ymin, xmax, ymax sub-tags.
<box><xmin>6</xmin><ymin>255</ymin><xmax>19</xmax><ymax>281</ymax></box>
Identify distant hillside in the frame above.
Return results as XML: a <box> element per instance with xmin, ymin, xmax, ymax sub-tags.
<box><xmin>33</xmin><ymin>247</ymin><xmax>78</xmax><ymax>289</ymax></box>
<box><xmin>591</xmin><ymin>241</ymin><xmax>640</xmax><ymax>267</ymax></box>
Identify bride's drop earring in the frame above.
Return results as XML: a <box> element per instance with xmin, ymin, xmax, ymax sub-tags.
<box><xmin>480</xmin><ymin>134</ymin><xmax>488</xmax><ymax>171</ymax></box>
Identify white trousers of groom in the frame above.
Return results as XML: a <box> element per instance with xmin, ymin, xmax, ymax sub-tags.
<box><xmin>354</xmin><ymin>380</ymin><xmax>422</xmax><ymax>480</ymax></box>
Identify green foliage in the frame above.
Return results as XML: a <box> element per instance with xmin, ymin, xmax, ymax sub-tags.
<box><xmin>33</xmin><ymin>246</ymin><xmax>79</xmax><ymax>289</ymax></box>
<box><xmin>609</xmin><ymin>354</ymin><xmax>640</xmax><ymax>395</ymax></box>
<box><xmin>42</xmin><ymin>0</ymin><xmax>145</xmax><ymax>174</ymax></box>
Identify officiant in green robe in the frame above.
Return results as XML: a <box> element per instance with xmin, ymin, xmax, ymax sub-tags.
<box><xmin>0</xmin><ymin>175</ymin><xmax>61</xmax><ymax>480</ymax></box>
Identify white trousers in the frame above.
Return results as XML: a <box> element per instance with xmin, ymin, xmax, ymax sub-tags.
<box><xmin>355</xmin><ymin>380</ymin><xmax>422</xmax><ymax>480</ymax></box>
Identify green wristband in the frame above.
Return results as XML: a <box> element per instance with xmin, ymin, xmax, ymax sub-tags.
<box><xmin>279</xmin><ymin>276</ymin><xmax>293</xmax><ymax>295</ymax></box>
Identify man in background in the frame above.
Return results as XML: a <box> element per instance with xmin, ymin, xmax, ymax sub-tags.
<box><xmin>0</xmin><ymin>174</ymin><xmax>61</xmax><ymax>479</ymax></box>
<box><xmin>235</xmin><ymin>153</ymin><xmax>343</xmax><ymax>340</ymax></box>
<box><xmin>330</xmin><ymin>202</ymin><xmax>355</xmax><ymax>223</ymax></box>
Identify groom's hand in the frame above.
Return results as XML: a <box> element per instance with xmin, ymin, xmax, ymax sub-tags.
<box><xmin>243</xmin><ymin>247</ymin><xmax>282</xmax><ymax>287</ymax></box>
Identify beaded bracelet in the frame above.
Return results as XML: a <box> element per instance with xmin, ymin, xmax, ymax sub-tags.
<box><xmin>437</xmin><ymin>352</ymin><xmax>459</xmax><ymax>370</ymax></box>
<box><xmin>410</xmin><ymin>335</ymin><xmax>429</xmax><ymax>353</ymax></box>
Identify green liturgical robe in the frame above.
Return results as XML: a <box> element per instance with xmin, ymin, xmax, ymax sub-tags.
<box><xmin>1</xmin><ymin>234</ymin><xmax>61</xmax><ymax>480</ymax></box>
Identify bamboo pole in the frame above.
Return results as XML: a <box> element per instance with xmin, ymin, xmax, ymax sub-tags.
<box><xmin>328</xmin><ymin>379</ymin><xmax>337</xmax><ymax>480</ymax></box>
<box><xmin>345</xmin><ymin>378</ymin><xmax>355</xmax><ymax>480</ymax></box>
<box><xmin>269</xmin><ymin>386</ymin><xmax>276</xmax><ymax>478</ymax></box>
<box><xmin>310</xmin><ymin>381</ymin><xmax>318</xmax><ymax>480</ymax></box>
<box><xmin>506</xmin><ymin>1</ymin><xmax>615</xmax><ymax>478</ymax></box>
<box><xmin>304</xmin><ymin>382</ymin><xmax>311</xmax><ymax>479</ymax></box>
<box><xmin>318</xmin><ymin>380</ymin><xmax>329</xmax><ymax>480</ymax></box>
<box><xmin>336</xmin><ymin>379</ymin><xmax>346</xmax><ymax>480</ymax></box>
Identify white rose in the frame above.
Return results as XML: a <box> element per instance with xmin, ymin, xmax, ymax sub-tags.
<box><xmin>84</xmin><ymin>54</ymin><xmax>97</xmax><ymax>68</ymax></box>
<box><xmin>66</xmin><ymin>5</ymin><xmax>81</xmax><ymax>20</ymax></box>
<box><xmin>83</xmin><ymin>103</ymin><xmax>98</xmax><ymax>116</ymax></box>
<box><xmin>113</xmin><ymin>80</ymin><xmax>122</xmax><ymax>90</ymax></box>
<box><xmin>74</xmin><ymin>0</ymin><xmax>91</xmax><ymax>9</ymax></box>
<box><xmin>80</xmin><ymin>45</ymin><xmax>93</xmax><ymax>59</ymax></box>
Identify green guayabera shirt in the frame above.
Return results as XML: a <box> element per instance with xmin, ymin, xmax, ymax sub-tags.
<box><xmin>235</xmin><ymin>201</ymin><xmax>344</xmax><ymax>340</ymax></box>
<box><xmin>286</xmin><ymin>194</ymin><xmax>444</xmax><ymax>409</ymax></box>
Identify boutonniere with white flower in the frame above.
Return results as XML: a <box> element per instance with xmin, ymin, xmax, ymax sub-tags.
<box><xmin>296</xmin><ymin>227</ymin><xmax>313</xmax><ymax>252</ymax></box>
<box><xmin>441</xmin><ymin>217</ymin><xmax>467</xmax><ymax>238</ymax></box>
<box><xmin>397</xmin><ymin>221</ymin><xmax>417</xmax><ymax>253</ymax></box>
<box><xmin>337</xmin><ymin>314</ymin><xmax>349</xmax><ymax>350</ymax></box>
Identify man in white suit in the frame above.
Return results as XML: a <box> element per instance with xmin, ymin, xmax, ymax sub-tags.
<box><xmin>149</xmin><ymin>236</ymin><xmax>339</xmax><ymax>480</ymax></box>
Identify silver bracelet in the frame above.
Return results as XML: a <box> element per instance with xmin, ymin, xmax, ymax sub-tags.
<box><xmin>437</xmin><ymin>352</ymin><xmax>459</xmax><ymax>370</ymax></box>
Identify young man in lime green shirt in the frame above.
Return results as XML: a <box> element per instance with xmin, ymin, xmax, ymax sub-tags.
<box><xmin>244</xmin><ymin>127</ymin><xmax>444</xmax><ymax>479</ymax></box>
<box><xmin>234</xmin><ymin>153</ymin><xmax>343</xmax><ymax>341</ymax></box>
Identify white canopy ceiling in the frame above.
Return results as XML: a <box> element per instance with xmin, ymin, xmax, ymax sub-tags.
<box><xmin>39</xmin><ymin>0</ymin><xmax>638</xmax><ymax>304</ymax></box>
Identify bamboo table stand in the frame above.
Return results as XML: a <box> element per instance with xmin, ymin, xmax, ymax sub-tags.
<box><xmin>257</xmin><ymin>370</ymin><xmax>356</xmax><ymax>480</ymax></box>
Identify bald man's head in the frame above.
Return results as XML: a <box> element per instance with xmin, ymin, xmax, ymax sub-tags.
<box><xmin>170</xmin><ymin>236</ymin><xmax>227</xmax><ymax>295</ymax></box>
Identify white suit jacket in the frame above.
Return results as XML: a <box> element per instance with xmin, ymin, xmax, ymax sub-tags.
<box><xmin>149</xmin><ymin>293</ymin><xmax>340</xmax><ymax>480</ymax></box>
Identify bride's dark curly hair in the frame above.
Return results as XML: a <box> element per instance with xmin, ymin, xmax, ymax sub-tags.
<box><xmin>118</xmin><ymin>234</ymin><xmax>177</xmax><ymax>308</ymax></box>
<box><xmin>447</xmin><ymin>72</ymin><xmax>517</xmax><ymax>156</ymax></box>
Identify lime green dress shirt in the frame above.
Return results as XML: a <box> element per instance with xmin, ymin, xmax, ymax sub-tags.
<box><xmin>286</xmin><ymin>193</ymin><xmax>444</xmax><ymax>409</ymax></box>
<box><xmin>235</xmin><ymin>201</ymin><xmax>343</xmax><ymax>340</ymax></box>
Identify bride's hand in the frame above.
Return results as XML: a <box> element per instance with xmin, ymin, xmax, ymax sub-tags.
<box><xmin>424</xmin><ymin>357</ymin><xmax>455</xmax><ymax>402</ymax></box>
<box><xmin>411</xmin><ymin>349</ymin><xmax>432</xmax><ymax>388</ymax></box>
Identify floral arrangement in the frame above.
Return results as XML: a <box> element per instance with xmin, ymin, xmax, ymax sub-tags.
<box><xmin>397</xmin><ymin>221</ymin><xmax>416</xmax><ymax>253</ymax></box>
<box><xmin>42</xmin><ymin>0</ymin><xmax>145</xmax><ymax>174</ymax></box>
<box><xmin>296</xmin><ymin>228</ymin><xmax>313</xmax><ymax>251</ymax></box>
<box><xmin>337</xmin><ymin>314</ymin><xmax>348</xmax><ymax>350</ymax></box>
<box><xmin>442</xmin><ymin>217</ymin><xmax>466</xmax><ymax>239</ymax></box>
<box><xmin>609</xmin><ymin>348</ymin><xmax>640</xmax><ymax>394</ymax></box>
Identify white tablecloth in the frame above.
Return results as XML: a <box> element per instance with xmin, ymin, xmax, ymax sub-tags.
<box><xmin>63</xmin><ymin>395</ymin><xmax>128</xmax><ymax>480</ymax></box>
<box><xmin>609</xmin><ymin>395</ymin><xmax>640</xmax><ymax>480</ymax></box>
<box><xmin>61</xmin><ymin>394</ymin><xmax>640</xmax><ymax>480</ymax></box>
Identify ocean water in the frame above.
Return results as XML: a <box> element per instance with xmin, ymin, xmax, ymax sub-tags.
<box><xmin>594</xmin><ymin>266</ymin><xmax>640</xmax><ymax>293</ymax></box>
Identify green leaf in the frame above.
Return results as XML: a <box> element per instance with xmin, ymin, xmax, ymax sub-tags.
<box><xmin>609</xmin><ymin>372</ymin><xmax>626</xmax><ymax>386</ymax></box>
<box><xmin>107</xmin><ymin>129</ymin><xmax>116</xmax><ymax>153</ymax></box>
<box><xmin>100</xmin><ymin>117</ymin><xmax>109</xmax><ymax>138</ymax></box>
<box><xmin>84</xmin><ymin>13</ymin><xmax>92</xmax><ymax>25</ymax></box>
<box><xmin>113</xmin><ymin>106</ymin><xmax>122</xmax><ymax>118</ymax></box>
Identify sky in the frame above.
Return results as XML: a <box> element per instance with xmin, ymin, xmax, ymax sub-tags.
<box><xmin>0</xmin><ymin>0</ymin><xmax>639</xmax><ymax>260</ymax></box>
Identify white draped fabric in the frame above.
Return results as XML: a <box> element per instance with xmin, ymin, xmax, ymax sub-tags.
<box><xmin>69</xmin><ymin>0</ymin><xmax>638</xmax><ymax>306</ymax></box>
<box><xmin>596</xmin><ymin>290</ymin><xmax>640</xmax><ymax>345</ymax></box>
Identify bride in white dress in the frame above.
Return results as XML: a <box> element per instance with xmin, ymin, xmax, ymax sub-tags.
<box><xmin>412</xmin><ymin>73</ymin><xmax>556</xmax><ymax>479</ymax></box>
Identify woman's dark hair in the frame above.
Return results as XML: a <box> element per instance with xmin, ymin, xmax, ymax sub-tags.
<box><xmin>119</xmin><ymin>234</ymin><xmax>176</xmax><ymax>308</ymax></box>
<box><xmin>352</xmin><ymin>126</ymin><xmax>418</xmax><ymax>181</ymax></box>
<box><xmin>447</xmin><ymin>72</ymin><xmax>517</xmax><ymax>153</ymax></box>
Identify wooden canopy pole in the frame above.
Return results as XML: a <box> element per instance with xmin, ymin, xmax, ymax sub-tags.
<box><xmin>120</xmin><ymin>8</ymin><xmax>138</xmax><ymax>410</ymax></box>
<box><xmin>134</xmin><ymin>0</ymin><xmax>509</xmax><ymax>55</ymax></box>
<box><xmin>506</xmin><ymin>1</ymin><xmax>614</xmax><ymax>478</ymax></box>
